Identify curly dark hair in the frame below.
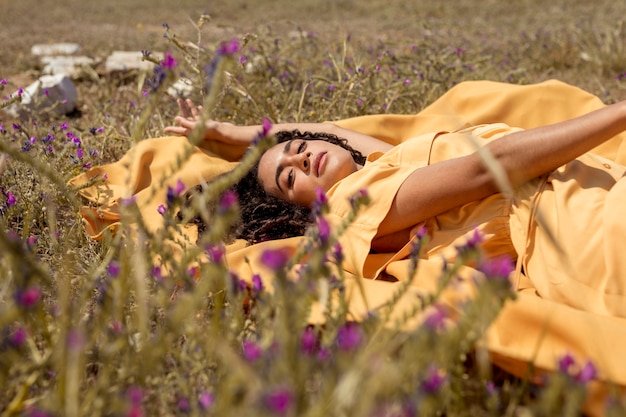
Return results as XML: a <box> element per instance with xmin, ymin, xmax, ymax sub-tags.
<box><xmin>188</xmin><ymin>130</ymin><xmax>366</xmax><ymax>244</ymax></box>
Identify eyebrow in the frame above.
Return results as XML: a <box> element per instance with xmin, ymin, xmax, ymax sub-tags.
<box><xmin>274</xmin><ymin>140</ymin><xmax>293</xmax><ymax>193</ymax></box>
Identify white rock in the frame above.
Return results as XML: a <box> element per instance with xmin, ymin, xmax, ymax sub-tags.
<box><xmin>41</xmin><ymin>56</ymin><xmax>95</xmax><ymax>76</ymax></box>
<box><xmin>3</xmin><ymin>74</ymin><xmax>77</xmax><ymax>118</ymax></box>
<box><xmin>167</xmin><ymin>77</ymin><xmax>194</xmax><ymax>98</ymax></box>
<box><xmin>31</xmin><ymin>43</ymin><xmax>81</xmax><ymax>56</ymax></box>
<box><xmin>104</xmin><ymin>51</ymin><xmax>163</xmax><ymax>73</ymax></box>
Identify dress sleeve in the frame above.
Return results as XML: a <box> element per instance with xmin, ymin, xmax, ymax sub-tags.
<box><xmin>326</xmin><ymin>132</ymin><xmax>438</xmax><ymax>277</ymax></box>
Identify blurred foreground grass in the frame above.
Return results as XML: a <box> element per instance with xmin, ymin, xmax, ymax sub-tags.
<box><xmin>1</xmin><ymin>0</ymin><xmax>626</xmax><ymax>415</ymax></box>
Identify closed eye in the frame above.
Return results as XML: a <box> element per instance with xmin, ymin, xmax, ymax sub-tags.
<box><xmin>286</xmin><ymin>141</ymin><xmax>307</xmax><ymax>189</ymax></box>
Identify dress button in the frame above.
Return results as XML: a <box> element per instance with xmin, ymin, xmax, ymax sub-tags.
<box><xmin>603</xmin><ymin>163</ymin><xmax>611</xmax><ymax>169</ymax></box>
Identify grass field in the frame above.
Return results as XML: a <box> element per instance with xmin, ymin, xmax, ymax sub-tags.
<box><xmin>1</xmin><ymin>0</ymin><xmax>626</xmax><ymax>415</ymax></box>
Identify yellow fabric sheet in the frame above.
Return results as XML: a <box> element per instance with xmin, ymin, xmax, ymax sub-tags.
<box><xmin>68</xmin><ymin>80</ymin><xmax>626</xmax><ymax>415</ymax></box>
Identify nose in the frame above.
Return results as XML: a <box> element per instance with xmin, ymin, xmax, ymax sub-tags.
<box><xmin>288</xmin><ymin>152</ymin><xmax>311</xmax><ymax>172</ymax></box>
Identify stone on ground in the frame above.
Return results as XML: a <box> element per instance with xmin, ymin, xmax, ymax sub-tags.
<box><xmin>41</xmin><ymin>56</ymin><xmax>96</xmax><ymax>76</ymax></box>
<box><xmin>3</xmin><ymin>74</ymin><xmax>78</xmax><ymax>119</ymax></box>
<box><xmin>104</xmin><ymin>51</ymin><xmax>163</xmax><ymax>73</ymax></box>
<box><xmin>31</xmin><ymin>43</ymin><xmax>81</xmax><ymax>56</ymax></box>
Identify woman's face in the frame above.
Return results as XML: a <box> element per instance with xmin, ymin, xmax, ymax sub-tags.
<box><xmin>257</xmin><ymin>139</ymin><xmax>360</xmax><ymax>207</ymax></box>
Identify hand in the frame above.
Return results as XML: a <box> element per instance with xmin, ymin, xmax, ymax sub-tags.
<box><xmin>164</xmin><ymin>98</ymin><xmax>207</xmax><ymax>137</ymax></box>
<box><xmin>164</xmin><ymin>98</ymin><xmax>256</xmax><ymax>145</ymax></box>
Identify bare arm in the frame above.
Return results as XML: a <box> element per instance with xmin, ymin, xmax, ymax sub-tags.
<box><xmin>374</xmin><ymin>100</ymin><xmax>626</xmax><ymax>246</ymax></box>
<box><xmin>164</xmin><ymin>99</ymin><xmax>393</xmax><ymax>156</ymax></box>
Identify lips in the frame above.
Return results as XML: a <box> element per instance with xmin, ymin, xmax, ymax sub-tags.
<box><xmin>313</xmin><ymin>152</ymin><xmax>327</xmax><ymax>177</ymax></box>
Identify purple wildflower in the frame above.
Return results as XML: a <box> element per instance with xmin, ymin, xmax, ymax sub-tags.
<box><xmin>27</xmin><ymin>235</ymin><xmax>37</xmax><ymax>248</ymax></box>
<box><xmin>151</xmin><ymin>266</ymin><xmax>163</xmax><ymax>284</ymax></box>
<box><xmin>314</xmin><ymin>187</ymin><xmax>328</xmax><ymax>207</ymax></box>
<box><xmin>332</xmin><ymin>243</ymin><xmax>343</xmax><ymax>263</ymax></box>
<box><xmin>161</xmin><ymin>51</ymin><xmax>177</xmax><ymax>69</ymax></box>
<box><xmin>242</xmin><ymin>340</ymin><xmax>262</xmax><ymax>362</ymax></box>
<box><xmin>264</xmin><ymin>388</ymin><xmax>293</xmax><ymax>416</ymax></box>
<box><xmin>15</xmin><ymin>286</ymin><xmax>41</xmax><ymax>308</ymax></box>
<box><xmin>456</xmin><ymin>228</ymin><xmax>484</xmax><ymax>256</ymax></box>
<box><xmin>466</xmin><ymin>228</ymin><xmax>483</xmax><ymax>248</ymax></box>
<box><xmin>127</xmin><ymin>385</ymin><xmax>145</xmax><ymax>416</ymax></box>
<box><xmin>205</xmin><ymin>244</ymin><xmax>225</xmax><ymax>263</ymax></box>
<box><xmin>76</xmin><ymin>148</ymin><xmax>84</xmax><ymax>160</ymax></box>
<box><xmin>67</xmin><ymin>132</ymin><xmax>81</xmax><ymax>146</ymax></box>
<box><xmin>198</xmin><ymin>391</ymin><xmax>214</xmax><ymax>410</ymax></box>
<box><xmin>177</xmin><ymin>396</ymin><xmax>190</xmax><ymax>413</ymax></box>
<box><xmin>0</xmin><ymin>78</ymin><xmax>6</xmax><ymax>85</ymax></box>
<box><xmin>109</xmin><ymin>321</ymin><xmax>123</xmax><ymax>334</ymax></box>
<box><xmin>9</xmin><ymin>326</ymin><xmax>27</xmax><ymax>347</ymax></box>
<box><xmin>478</xmin><ymin>255</ymin><xmax>514</xmax><ymax>281</ymax></box>
<box><xmin>128</xmin><ymin>386</ymin><xmax>144</xmax><ymax>404</ymax></box>
<box><xmin>107</xmin><ymin>261</ymin><xmax>120</xmax><ymax>277</ymax></box>
<box><xmin>558</xmin><ymin>352</ymin><xmax>576</xmax><ymax>374</ymax></box>
<box><xmin>146</xmin><ymin>66</ymin><xmax>167</xmax><ymax>92</ymax></box>
<box><xmin>349</xmin><ymin>188</ymin><xmax>370</xmax><ymax>208</ymax></box>
<box><xmin>423</xmin><ymin>305</ymin><xmax>447</xmax><ymax>331</ymax></box>
<box><xmin>219</xmin><ymin>189</ymin><xmax>238</xmax><ymax>212</ymax></box>
<box><xmin>261</xmin><ymin>117</ymin><xmax>273</xmax><ymax>137</ymax></box>
<box><xmin>167</xmin><ymin>178</ymin><xmax>185</xmax><ymax>204</ymax></box>
<box><xmin>251</xmin><ymin>273</ymin><xmax>263</xmax><ymax>294</ymax></box>
<box><xmin>316</xmin><ymin>217</ymin><xmax>331</xmax><ymax>243</ymax></box>
<box><xmin>317</xmin><ymin>347</ymin><xmax>330</xmax><ymax>361</ymax></box>
<box><xmin>121</xmin><ymin>196</ymin><xmax>137</xmax><ymax>206</ymax></box>
<box><xmin>218</xmin><ymin>38</ymin><xmax>240</xmax><ymax>56</ymax></box>
<box><xmin>127</xmin><ymin>404</ymin><xmax>143</xmax><ymax>417</ymax></box>
<box><xmin>421</xmin><ymin>366</ymin><xmax>447</xmax><ymax>393</ymax></box>
<box><xmin>157</xmin><ymin>204</ymin><xmax>166</xmax><ymax>215</ymax></box>
<box><xmin>238</xmin><ymin>55</ymin><xmax>248</xmax><ymax>66</ymax></box>
<box><xmin>230</xmin><ymin>272</ymin><xmax>247</xmax><ymax>295</ymax></box>
<box><xmin>336</xmin><ymin>322</ymin><xmax>363</xmax><ymax>351</ymax></box>
<box><xmin>576</xmin><ymin>361</ymin><xmax>598</xmax><ymax>383</ymax></box>
<box><xmin>260</xmin><ymin>247</ymin><xmax>291</xmax><ymax>271</ymax></box>
<box><xmin>300</xmin><ymin>327</ymin><xmax>318</xmax><ymax>355</ymax></box>
<box><xmin>5</xmin><ymin>191</ymin><xmax>16</xmax><ymax>207</ymax></box>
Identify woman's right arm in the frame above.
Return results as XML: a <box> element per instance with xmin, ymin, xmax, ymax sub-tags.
<box><xmin>164</xmin><ymin>99</ymin><xmax>393</xmax><ymax>156</ymax></box>
<box><xmin>373</xmin><ymin>100</ymin><xmax>626</xmax><ymax>250</ymax></box>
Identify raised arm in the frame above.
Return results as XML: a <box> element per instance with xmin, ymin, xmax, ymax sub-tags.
<box><xmin>164</xmin><ymin>99</ymin><xmax>393</xmax><ymax>156</ymax></box>
<box><xmin>374</xmin><ymin>100</ymin><xmax>626</xmax><ymax>248</ymax></box>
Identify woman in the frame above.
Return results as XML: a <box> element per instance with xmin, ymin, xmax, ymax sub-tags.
<box><xmin>166</xmin><ymin>95</ymin><xmax>626</xmax><ymax>315</ymax></box>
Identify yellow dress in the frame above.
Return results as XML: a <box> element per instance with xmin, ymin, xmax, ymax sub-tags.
<box><xmin>68</xmin><ymin>80</ymin><xmax>626</xmax><ymax>415</ymax></box>
<box><xmin>328</xmin><ymin>122</ymin><xmax>626</xmax><ymax>318</ymax></box>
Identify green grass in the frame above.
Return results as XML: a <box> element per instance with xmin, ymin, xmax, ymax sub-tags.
<box><xmin>1</xmin><ymin>1</ymin><xmax>626</xmax><ymax>415</ymax></box>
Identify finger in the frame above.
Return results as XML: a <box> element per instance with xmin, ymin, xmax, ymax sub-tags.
<box><xmin>178</xmin><ymin>98</ymin><xmax>191</xmax><ymax>118</ymax></box>
<box><xmin>175</xmin><ymin>117</ymin><xmax>195</xmax><ymax>129</ymax></box>
<box><xmin>187</xmin><ymin>99</ymin><xmax>199</xmax><ymax>118</ymax></box>
<box><xmin>164</xmin><ymin>126</ymin><xmax>185</xmax><ymax>135</ymax></box>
